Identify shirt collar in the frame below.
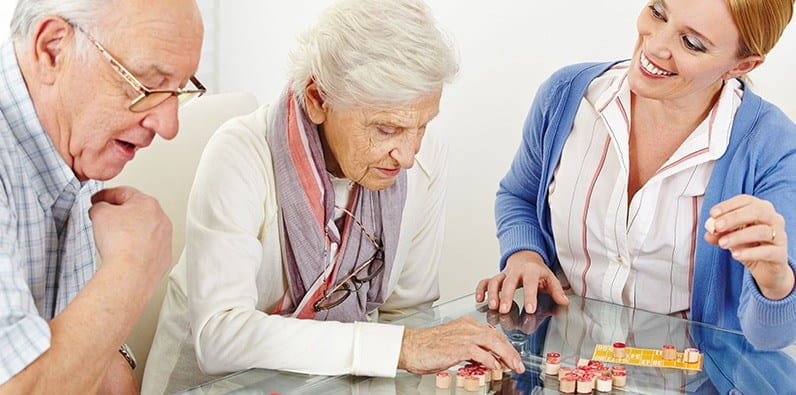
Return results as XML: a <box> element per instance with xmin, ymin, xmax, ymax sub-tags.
<box><xmin>0</xmin><ymin>41</ymin><xmax>81</xmax><ymax>207</ymax></box>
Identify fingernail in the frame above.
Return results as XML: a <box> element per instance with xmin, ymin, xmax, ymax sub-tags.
<box><xmin>489</xmin><ymin>300</ymin><xmax>497</xmax><ymax>309</ymax></box>
<box><xmin>711</xmin><ymin>208</ymin><xmax>722</xmax><ymax>216</ymax></box>
<box><xmin>719</xmin><ymin>237</ymin><xmax>728</xmax><ymax>247</ymax></box>
<box><xmin>514</xmin><ymin>358</ymin><xmax>525</xmax><ymax>372</ymax></box>
<box><xmin>716</xmin><ymin>220</ymin><xmax>726</xmax><ymax>231</ymax></box>
<box><xmin>500</xmin><ymin>303</ymin><xmax>508</xmax><ymax>312</ymax></box>
<box><xmin>732</xmin><ymin>250</ymin><xmax>743</xmax><ymax>259</ymax></box>
<box><xmin>526</xmin><ymin>303</ymin><xmax>534</xmax><ymax>313</ymax></box>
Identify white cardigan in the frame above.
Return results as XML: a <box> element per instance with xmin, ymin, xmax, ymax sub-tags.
<box><xmin>142</xmin><ymin>103</ymin><xmax>447</xmax><ymax>393</ymax></box>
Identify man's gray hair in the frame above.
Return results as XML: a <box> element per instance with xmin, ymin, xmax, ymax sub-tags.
<box><xmin>10</xmin><ymin>0</ymin><xmax>108</xmax><ymax>58</ymax></box>
<box><xmin>289</xmin><ymin>0</ymin><xmax>459</xmax><ymax>110</ymax></box>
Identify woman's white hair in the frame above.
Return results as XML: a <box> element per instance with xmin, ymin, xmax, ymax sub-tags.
<box><xmin>289</xmin><ymin>0</ymin><xmax>459</xmax><ymax>110</ymax></box>
<box><xmin>10</xmin><ymin>0</ymin><xmax>109</xmax><ymax>59</ymax></box>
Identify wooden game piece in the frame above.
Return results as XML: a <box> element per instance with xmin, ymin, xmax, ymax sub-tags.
<box><xmin>662</xmin><ymin>344</ymin><xmax>677</xmax><ymax>361</ymax></box>
<box><xmin>559</xmin><ymin>375</ymin><xmax>577</xmax><ymax>393</ymax></box>
<box><xmin>456</xmin><ymin>370</ymin><xmax>467</xmax><ymax>387</ymax></box>
<box><xmin>577</xmin><ymin>358</ymin><xmax>590</xmax><ymax>368</ymax></box>
<box><xmin>596</xmin><ymin>375</ymin><xmax>613</xmax><ymax>392</ymax></box>
<box><xmin>612</xmin><ymin>342</ymin><xmax>627</xmax><ymax>358</ymax></box>
<box><xmin>484</xmin><ymin>369</ymin><xmax>492</xmax><ymax>382</ymax></box>
<box><xmin>546</xmin><ymin>352</ymin><xmax>561</xmax><ymax>364</ymax></box>
<box><xmin>611</xmin><ymin>365</ymin><xmax>626</xmax><ymax>375</ymax></box>
<box><xmin>474</xmin><ymin>370</ymin><xmax>486</xmax><ymax>386</ymax></box>
<box><xmin>435</xmin><ymin>372</ymin><xmax>451</xmax><ymax>389</ymax></box>
<box><xmin>576</xmin><ymin>376</ymin><xmax>594</xmax><ymax>393</ymax></box>
<box><xmin>491</xmin><ymin>368</ymin><xmax>503</xmax><ymax>381</ymax></box>
<box><xmin>612</xmin><ymin>371</ymin><xmax>627</xmax><ymax>387</ymax></box>
<box><xmin>683</xmin><ymin>348</ymin><xmax>700</xmax><ymax>363</ymax></box>
<box><xmin>464</xmin><ymin>376</ymin><xmax>480</xmax><ymax>392</ymax></box>
<box><xmin>558</xmin><ymin>367</ymin><xmax>573</xmax><ymax>380</ymax></box>
<box><xmin>545</xmin><ymin>361</ymin><xmax>560</xmax><ymax>376</ymax></box>
<box><xmin>705</xmin><ymin>217</ymin><xmax>716</xmax><ymax>234</ymax></box>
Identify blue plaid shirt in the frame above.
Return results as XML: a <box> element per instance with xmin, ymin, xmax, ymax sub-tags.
<box><xmin>0</xmin><ymin>42</ymin><xmax>102</xmax><ymax>383</ymax></box>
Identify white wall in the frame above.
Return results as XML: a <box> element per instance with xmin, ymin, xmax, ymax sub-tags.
<box><xmin>212</xmin><ymin>1</ymin><xmax>796</xmax><ymax>303</ymax></box>
<box><xmin>2</xmin><ymin>2</ymin><xmax>794</xmax><ymax>305</ymax></box>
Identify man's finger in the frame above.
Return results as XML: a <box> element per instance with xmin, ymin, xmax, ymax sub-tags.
<box><xmin>544</xmin><ymin>275</ymin><xmax>570</xmax><ymax>306</ymax></box>
<box><xmin>487</xmin><ymin>277</ymin><xmax>502</xmax><ymax>310</ymax></box>
<box><xmin>522</xmin><ymin>274</ymin><xmax>539</xmax><ymax>313</ymax></box>
<box><xmin>91</xmin><ymin>186</ymin><xmax>139</xmax><ymax>205</ymax></box>
<box><xmin>475</xmin><ymin>279</ymin><xmax>488</xmax><ymax>303</ymax></box>
<box><xmin>498</xmin><ymin>276</ymin><xmax>518</xmax><ymax>314</ymax></box>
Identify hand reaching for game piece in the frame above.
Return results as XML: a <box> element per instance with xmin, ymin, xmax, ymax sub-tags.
<box><xmin>475</xmin><ymin>250</ymin><xmax>570</xmax><ymax>314</ymax></box>
<box><xmin>704</xmin><ymin>194</ymin><xmax>794</xmax><ymax>300</ymax></box>
<box><xmin>397</xmin><ymin>316</ymin><xmax>524</xmax><ymax>375</ymax></box>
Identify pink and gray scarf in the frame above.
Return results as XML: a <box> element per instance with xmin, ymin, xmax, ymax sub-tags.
<box><xmin>267</xmin><ymin>88</ymin><xmax>407</xmax><ymax>322</ymax></box>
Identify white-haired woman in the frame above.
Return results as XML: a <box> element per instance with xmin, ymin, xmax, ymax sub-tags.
<box><xmin>143</xmin><ymin>0</ymin><xmax>524</xmax><ymax>392</ymax></box>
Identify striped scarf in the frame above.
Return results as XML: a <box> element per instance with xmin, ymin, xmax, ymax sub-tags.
<box><xmin>266</xmin><ymin>88</ymin><xmax>407</xmax><ymax>322</ymax></box>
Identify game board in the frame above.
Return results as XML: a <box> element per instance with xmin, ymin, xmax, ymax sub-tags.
<box><xmin>591</xmin><ymin>344</ymin><xmax>703</xmax><ymax>371</ymax></box>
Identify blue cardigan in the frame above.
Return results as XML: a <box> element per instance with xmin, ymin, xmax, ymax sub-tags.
<box><xmin>495</xmin><ymin>62</ymin><xmax>796</xmax><ymax>350</ymax></box>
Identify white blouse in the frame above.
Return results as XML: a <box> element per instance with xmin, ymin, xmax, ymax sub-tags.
<box><xmin>549</xmin><ymin>61</ymin><xmax>742</xmax><ymax>315</ymax></box>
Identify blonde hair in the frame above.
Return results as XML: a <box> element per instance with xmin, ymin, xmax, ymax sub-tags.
<box><xmin>288</xmin><ymin>0</ymin><xmax>459</xmax><ymax>110</ymax></box>
<box><xmin>727</xmin><ymin>0</ymin><xmax>794</xmax><ymax>57</ymax></box>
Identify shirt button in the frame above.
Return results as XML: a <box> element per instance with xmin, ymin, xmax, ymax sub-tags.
<box><xmin>616</xmin><ymin>256</ymin><xmax>623</xmax><ymax>265</ymax></box>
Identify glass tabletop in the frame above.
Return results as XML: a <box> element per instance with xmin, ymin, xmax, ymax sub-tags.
<box><xmin>178</xmin><ymin>292</ymin><xmax>796</xmax><ymax>394</ymax></box>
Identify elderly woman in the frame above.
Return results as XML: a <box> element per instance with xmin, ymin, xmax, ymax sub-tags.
<box><xmin>143</xmin><ymin>0</ymin><xmax>523</xmax><ymax>393</ymax></box>
<box><xmin>478</xmin><ymin>0</ymin><xmax>796</xmax><ymax>350</ymax></box>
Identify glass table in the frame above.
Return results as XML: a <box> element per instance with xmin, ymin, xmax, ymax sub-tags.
<box><xmin>178</xmin><ymin>292</ymin><xmax>796</xmax><ymax>394</ymax></box>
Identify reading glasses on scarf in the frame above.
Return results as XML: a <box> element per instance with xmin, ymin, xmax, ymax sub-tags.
<box><xmin>69</xmin><ymin>21</ymin><xmax>206</xmax><ymax>112</ymax></box>
<box><xmin>313</xmin><ymin>206</ymin><xmax>385</xmax><ymax>312</ymax></box>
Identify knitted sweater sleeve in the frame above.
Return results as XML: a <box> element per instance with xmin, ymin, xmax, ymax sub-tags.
<box><xmin>495</xmin><ymin>74</ymin><xmax>561</xmax><ymax>270</ymax></box>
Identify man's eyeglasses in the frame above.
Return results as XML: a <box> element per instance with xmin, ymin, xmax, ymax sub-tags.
<box><xmin>313</xmin><ymin>206</ymin><xmax>385</xmax><ymax>312</ymax></box>
<box><xmin>71</xmin><ymin>23</ymin><xmax>206</xmax><ymax>112</ymax></box>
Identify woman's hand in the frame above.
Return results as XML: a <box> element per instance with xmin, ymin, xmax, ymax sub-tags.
<box><xmin>397</xmin><ymin>316</ymin><xmax>524</xmax><ymax>375</ymax></box>
<box><xmin>705</xmin><ymin>194</ymin><xmax>794</xmax><ymax>300</ymax></box>
<box><xmin>475</xmin><ymin>251</ymin><xmax>569</xmax><ymax>314</ymax></box>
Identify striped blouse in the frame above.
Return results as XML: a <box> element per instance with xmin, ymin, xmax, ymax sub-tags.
<box><xmin>549</xmin><ymin>61</ymin><xmax>742</xmax><ymax>315</ymax></box>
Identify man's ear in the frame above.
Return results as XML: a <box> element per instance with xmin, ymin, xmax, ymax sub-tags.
<box><xmin>724</xmin><ymin>55</ymin><xmax>764</xmax><ymax>80</ymax></box>
<box><xmin>304</xmin><ymin>79</ymin><xmax>327</xmax><ymax>125</ymax></box>
<box><xmin>30</xmin><ymin>17</ymin><xmax>74</xmax><ymax>85</ymax></box>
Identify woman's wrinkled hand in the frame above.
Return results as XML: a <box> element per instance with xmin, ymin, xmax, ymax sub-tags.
<box><xmin>397</xmin><ymin>316</ymin><xmax>524</xmax><ymax>375</ymax></box>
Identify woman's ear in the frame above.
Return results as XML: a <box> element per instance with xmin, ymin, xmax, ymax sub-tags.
<box><xmin>724</xmin><ymin>55</ymin><xmax>764</xmax><ymax>80</ymax></box>
<box><xmin>304</xmin><ymin>79</ymin><xmax>327</xmax><ymax>125</ymax></box>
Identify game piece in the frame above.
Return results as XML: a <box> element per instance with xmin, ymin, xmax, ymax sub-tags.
<box><xmin>546</xmin><ymin>352</ymin><xmax>561</xmax><ymax>363</ymax></box>
<box><xmin>705</xmin><ymin>217</ymin><xmax>716</xmax><ymax>234</ymax></box>
<box><xmin>474</xmin><ymin>370</ymin><xmax>486</xmax><ymax>386</ymax></box>
<box><xmin>484</xmin><ymin>369</ymin><xmax>492</xmax><ymax>382</ymax></box>
<box><xmin>576</xmin><ymin>376</ymin><xmax>593</xmax><ymax>393</ymax></box>
<box><xmin>491</xmin><ymin>368</ymin><xmax>503</xmax><ymax>381</ymax></box>
<box><xmin>612</xmin><ymin>342</ymin><xmax>627</xmax><ymax>358</ymax></box>
<box><xmin>596</xmin><ymin>375</ymin><xmax>613</xmax><ymax>392</ymax></box>
<box><xmin>683</xmin><ymin>348</ymin><xmax>700</xmax><ymax>363</ymax></box>
<box><xmin>545</xmin><ymin>361</ymin><xmax>560</xmax><ymax>376</ymax></box>
<box><xmin>456</xmin><ymin>370</ymin><xmax>467</xmax><ymax>387</ymax></box>
<box><xmin>612</xmin><ymin>371</ymin><xmax>627</xmax><ymax>387</ymax></box>
<box><xmin>662</xmin><ymin>344</ymin><xmax>677</xmax><ymax>360</ymax></box>
<box><xmin>435</xmin><ymin>372</ymin><xmax>451</xmax><ymax>389</ymax></box>
<box><xmin>577</xmin><ymin>358</ymin><xmax>590</xmax><ymax>367</ymax></box>
<box><xmin>611</xmin><ymin>365</ymin><xmax>626</xmax><ymax>375</ymax></box>
<box><xmin>558</xmin><ymin>367</ymin><xmax>573</xmax><ymax>380</ymax></box>
<box><xmin>559</xmin><ymin>375</ymin><xmax>577</xmax><ymax>393</ymax></box>
<box><xmin>464</xmin><ymin>376</ymin><xmax>480</xmax><ymax>391</ymax></box>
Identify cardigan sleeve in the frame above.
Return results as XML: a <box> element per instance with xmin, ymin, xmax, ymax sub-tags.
<box><xmin>736</xmin><ymin>109</ymin><xmax>796</xmax><ymax>350</ymax></box>
<box><xmin>495</xmin><ymin>75</ymin><xmax>560</xmax><ymax>270</ymax></box>
<box><xmin>186</xmin><ymin>114</ymin><xmax>403</xmax><ymax>378</ymax></box>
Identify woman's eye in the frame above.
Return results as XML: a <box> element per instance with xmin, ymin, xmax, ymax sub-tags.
<box><xmin>649</xmin><ymin>4</ymin><xmax>665</xmax><ymax>20</ymax></box>
<box><xmin>683</xmin><ymin>36</ymin><xmax>706</xmax><ymax>52</ymax></box>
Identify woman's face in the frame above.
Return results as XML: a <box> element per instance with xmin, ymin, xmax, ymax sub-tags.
<box><xmin>629</xmin><ymin>0</ymin><xmax>760</xmax><ymax>103</ymax></box>
<box><xmin>311</xmin><ymin>90</ymin><xmax>442</xmax><ymax>191</ymax></box>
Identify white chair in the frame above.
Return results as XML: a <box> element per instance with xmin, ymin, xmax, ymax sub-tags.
<box><xmin>109</xmin><ymin>92</ymin><xmax>259</xmax><ymax>385</ymax></box>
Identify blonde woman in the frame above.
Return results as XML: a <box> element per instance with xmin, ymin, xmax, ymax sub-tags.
<box><xmin>479</xmin><ymin>0</ymin><xmax>795</xmax><ymax>350</ymax></box>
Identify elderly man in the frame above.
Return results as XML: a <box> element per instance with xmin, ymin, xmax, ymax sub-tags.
<box><xmin>0</xmin><ymin>0</ymin><xmax>203</xmax><ymax>393</ymax></box>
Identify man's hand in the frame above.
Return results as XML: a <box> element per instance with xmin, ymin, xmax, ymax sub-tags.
<box><xmin>97</xmin><ymin>352</ymin><xmax>138</xmax><ymax>395</ymax></box>
<box><xmin>89</xmin><ymin>186</ymin><xmax>173</xmax><ymax>284</ymax></box>
<box><xmin>475</xmin><ymin>250</ymin><xmax>569</xmax><ymax>314</ymax></box>
<box><xmin>397</xmin><ymin>316</ymin><xmax>524</xmax><ymax>375</ymax></box>
<box><xmin>705</xmin><ymin>194</ymin><xmax>794</xmax><ymax>300</ymax></box>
